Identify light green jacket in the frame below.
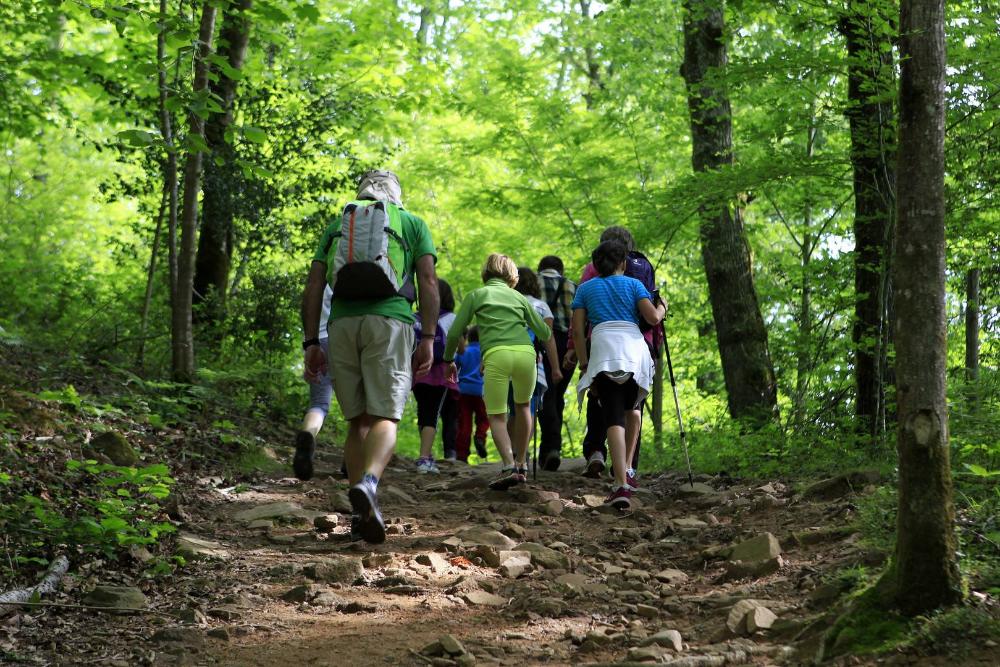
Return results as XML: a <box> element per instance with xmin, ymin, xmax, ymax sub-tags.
<box><xmin>444</xmin><ymin>278</ymin><xmax>552</xmax><ymax>361</ymax></box>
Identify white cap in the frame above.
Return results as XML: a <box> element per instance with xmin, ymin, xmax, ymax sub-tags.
<box><xmin>356</xmin><ymin>170</ymin><xmax>402</xmax><ymax>205</ymax></box>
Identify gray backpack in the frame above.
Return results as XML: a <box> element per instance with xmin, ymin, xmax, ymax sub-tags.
<box><xmin>323</xmin><ymin>200</ymin><xmax>415</xmax><ymax>302</ymax></box>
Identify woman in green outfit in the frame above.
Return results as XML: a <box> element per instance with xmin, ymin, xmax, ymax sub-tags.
<box><xmin>444</xmin><ymin>254</ymin><xmax>552</xmax><ymax>490</ymax></box>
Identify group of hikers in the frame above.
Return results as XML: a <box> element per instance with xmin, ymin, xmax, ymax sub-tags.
<box><xmin>297</xmin><ymin>170</ymin><xmax>665</xmax><ymax>544</ymax></box>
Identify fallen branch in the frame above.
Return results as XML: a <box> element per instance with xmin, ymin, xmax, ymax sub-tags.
<box><xmin>5</xmin><ymin>601</ymin><xmax>178</xmax><ymax>619</ymax></box>
<box><xmin>0</xmin><ymin>555</ymin><xmax>70</xmax><ymax>617</ymax></box>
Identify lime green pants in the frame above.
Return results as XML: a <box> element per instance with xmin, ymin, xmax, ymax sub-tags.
<box><xmin>482</xmin><ymin>345</ymin><xmax>537</xmax><ymax>415</ymax></box>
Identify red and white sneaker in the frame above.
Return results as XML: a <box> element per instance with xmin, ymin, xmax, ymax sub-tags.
<box><xmin>604</xmin><ymin>486</ymin><xmax>633</xmax><ymax>510</ymax></box>
<box><xmin>626</xmin><ymin>469</ymin><xmax>638</xmax><ymax>490</ymax></box>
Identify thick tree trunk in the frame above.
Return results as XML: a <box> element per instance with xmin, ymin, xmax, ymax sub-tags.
<box><xmin>192</xmin><ymin>0</ymin><xmax>252</xmax><ymax>325</ymax></box>
<box><xmin>888</xmin><ymin>0</ymin><xmax>961</xmax><ymax>615</ymax></box>
<box><xmin>172</xmin><ymin>2</ymin><xmax>217</xmax><ymax>382</ymax></box>
<box><xmin>681</xmin><ymin>0</ymin><xmax>777</xmax><ymax>424</ymax></box>
<box><xmin>839</xmin><ymin>6</ymin><xmax>897</xmax><ymax>443</ymax></box>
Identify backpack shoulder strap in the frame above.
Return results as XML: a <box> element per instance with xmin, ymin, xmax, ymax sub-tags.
<box><xmin>545</xmin><ymin>275</ymin><xmax>566</xmax><ymax>311</ymax></box>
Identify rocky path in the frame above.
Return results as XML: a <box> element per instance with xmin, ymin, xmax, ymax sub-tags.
<box><xmin>5</xmin><ymin>450</ymin><xmax>894</xmax><ymax>666</ymax></box>
<box><xmin>133</xmin><ymin>452</ymin><xmax>881</xmax><ymax>667</ymax></box>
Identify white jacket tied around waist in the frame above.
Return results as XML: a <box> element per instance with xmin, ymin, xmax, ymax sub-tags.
<box><xmin>576</xmin><ymin>321</ymin><xmax>654</xmax><ymax>407</ymax></box>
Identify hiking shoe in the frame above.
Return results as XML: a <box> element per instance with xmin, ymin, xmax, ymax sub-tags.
<box><xmin>604</xmin><ymin>486</ymin><xmax>633</xmax><ymax>510</ymax></box>
<box><xmin>444</xmin><ymin>450</ymin><xmax>458</xmax><ymax>462</ymax></box>
<box><xmin>349</xmin><ymin>514</ymin><xmax>363</xmax><ymax>542</ymax></box>
<box><xmin>488</xmin><ymin>466</ymin><xmax>526</xmax><ymax>491</ymax></box>
<box><xmin>626</xmin><ymin>468</ymin><xmax>639</xmax><ymax>490</ymax></box>
<box><xmin>541</xmin><ymin>450</ymin><xmax>561</xmax><ymax>472</ymax></box>
<box><xmin>583</xmin><ymin>452</ymin><xmax>605</xmax><ymax>478</ymax></box>
<box><xmin>293</xmin><ymin>431</ymin><xmax>316</xmax><ymax>481</ymax></box>
<box><xmin>348</xmin><ymin>481</ymin><xmax>386</xmax><ymax>544</ymax></box>
<box><xmin>415</xmin><ymin>457</ymin><xmax>440</xmax><ymax>474</ymax></box>
<box><xmin>474</xmin><ymin>436</ymin><xmax>489</xmax><ymax>459</ymax></box>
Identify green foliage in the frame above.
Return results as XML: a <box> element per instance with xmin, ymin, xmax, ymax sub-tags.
<box><xmin>903</xmin><ymin>606</ymin><xmax>1000</xmax><ymax>658</ymax></box>
<box><xmin>824</xmin><ymin>584</ymin><xmax>911</xmax><ymax>659</ymax></box>
<box><xmin>0</xmin><ymin>459</ymin><xmax>176</xmax><ymax>572</ymax></box>
<box><xmin>855</xmin><ymin>485</ymin><xmax>899</xmax><ymax>553</ymax></box>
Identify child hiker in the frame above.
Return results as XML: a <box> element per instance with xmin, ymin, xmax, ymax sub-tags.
<box><xmin>412</xmin><ymin>279</ymin><xmax>459</xmax><ymax>474</ymax></box>
<box><xmin>508</xmin><ymin>267</ymin><xmax>563</xmax><ymax>447</ymax></box>
<box><xmin>455</xmin><ymin>327</ymin><xmax>490</xmax><ymax>462</ymax></box>
<box><xmin>444</xmin><ymin>254</ymin><xmax>552</xmax><ymax>490</ymax></box>
<box><xmin>572</xmin><ymin>240</ymin><xmax>665</xmax><ymax>509</ymax></box>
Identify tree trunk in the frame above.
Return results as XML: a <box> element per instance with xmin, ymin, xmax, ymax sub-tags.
<box><xmin>888</xmin><ymin>0</ymin><xmax>961</xmax><ymax>615</ymax></box>
<box><xmin>172</xmin><ymin>2</ymin><xmax>217</xmax><ymax>383</ymax></box>
<box><xmin>416</xmin><ymin>5</ymin><xmax>432</xmax><ymax>59</ymax></box>
<box><xmin>192</xmin><ymin>0</ymin><xmax>252</xmax><ymax>325</ymax></box>
<box><xmin>839</xmin><ymin>5</ymin><xmax>897</xmax><ymax>443</ymax></box>
<box><xmin>159</xmin><ymin>0</ymin><xmax>180</xmax><ymax>316</ymax></box>
<box><xmin>681</xmin><ymin>0</ymin><xmax>777</xmax><ymax>424</ymax></box>
<box><xmin>137</xmin><ymin>187</ymin><xmax>168</xmax><ymax>367</ymax></box>
<box><xmin>965</xmin><ymin>267</ymin><xmax>980</xmax><ymax>410</ymax></box>
<box><xmin>794</xmin><ymin>120</ymin><xmax>817</xmax><ymax>425</ymax></box>
<box><xmin>965</xmin><ymin>268</ymin><xmax>980</xmax><ymax>382</ymax></box>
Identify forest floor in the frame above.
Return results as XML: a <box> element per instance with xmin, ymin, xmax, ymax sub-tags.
<box><xmin>2</xmin><ymin>346</ymin><xmax>999</xmax><ymax>666</ymax></box>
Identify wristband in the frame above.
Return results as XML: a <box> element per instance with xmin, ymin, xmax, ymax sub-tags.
<box><xmin>302</xmin><ymin>337</ymin><xmax>320</xmax><ymax>350</ymax></box>
<box><xmin>420</xmin><ymin>333</ymin><xmax>436</xmax><ymax>340</ymax></box>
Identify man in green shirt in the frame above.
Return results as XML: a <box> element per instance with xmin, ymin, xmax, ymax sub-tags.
<box><xmin>301</xmin><ymin>170</ymin><xmax>439</xmax><ymax>543</ymax></box>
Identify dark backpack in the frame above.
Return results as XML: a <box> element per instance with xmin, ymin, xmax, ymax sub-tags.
<box><xmin>626</xmin><ymin>251</ymin><xmax>664</xmax><ymax>354</ymax></box>
<box><xmin>414</xmin><ymin>312</ymin><xmax>452</xmax><ymax>363</ymax></box>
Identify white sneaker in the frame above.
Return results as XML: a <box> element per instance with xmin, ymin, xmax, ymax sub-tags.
<box><xmin>415</xmin><ymin>457</ymin><xmax>440</xmax><ymax>474</ymax></box>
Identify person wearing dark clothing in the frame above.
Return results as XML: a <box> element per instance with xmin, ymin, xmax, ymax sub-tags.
<box><xmin>536</xmin><ymin>255</ymin><xmax>577</xmax><ymax>470</ymax></box>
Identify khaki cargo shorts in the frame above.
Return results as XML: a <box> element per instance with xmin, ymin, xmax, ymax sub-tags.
<box><xmin>327</xmin><ymin>315</ymin><xmax>414</xmax><ymax>421</ymax></box>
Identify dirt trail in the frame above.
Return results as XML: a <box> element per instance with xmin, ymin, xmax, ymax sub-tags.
<box><xmin>13</xmin><ymin>445</ymin><xmax>984</xmax><ymax>667</ymax></box>
<box><xmin>151</xmin><ymin>448</ymin><xmax>882</xmax><ymax>667</ymax></box>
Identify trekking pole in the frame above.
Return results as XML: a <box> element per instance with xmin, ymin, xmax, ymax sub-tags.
<box><xmin>662</xmin><ymin>321</ymin><xmax>694</xmax><ymax>488</ymax></box>
<box><xmin>532</xmin><ymin>393</ymin><xmax>540</xmax><ymax>481</ymax></box>
<box><xmin>532</xmin><ymin>420</ymin><xmax>538</xmax><ymax>481</ymax></box>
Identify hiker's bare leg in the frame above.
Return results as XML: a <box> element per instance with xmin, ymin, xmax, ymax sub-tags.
<box><xmin>345</xmin><ymin>415</ymin><xmax>371</xmax><ymax>485</ymax></box>
<box><xmin>512</xmin><ymin>402</ymin><xmax>532</xmax><ymax>468</ymax></box>
<box><xmin>363</xmin><ymin>416</ymin><xmax>398</xmax><ymax>480</ymax></box>
<box><xmin>302</xmin><ymin>410</ymin><xmax>325</xmax><ymax>438</ymax></box>
<box><xmin>488</xmin><ymin>413</ymin><xmax>514</xmax><ymax>466</ymax></box>
<box><xmin>419</xmin><ymin>426</ymin><xmax>436</xmax><ymax>459</ymax></box>
<box><xmin>625</xmin><ymin>409</ymin><xmax>641</xmax><ymax>471</ymax></box>
<box><xmin>608</xmin><ymin>424</ymin><xmax>629</xmax><ymax>488</ymax></box>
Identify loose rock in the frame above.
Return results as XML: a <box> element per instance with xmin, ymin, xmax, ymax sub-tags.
<box><xmin>176</xmin><ymin>533</ymin><xmax>230</xmax><ymax>560</ymax></box>
<box><xmin>454</xmin><ymin>526</ymin><xmax>517</xmax><ymax>549</ymax></box>
<box><xmin>89</xmin><ymin>431</ymin><xmax>138</xmax><ymax>466</ymax></box>
<box><xmin>233</xmin><ymin>501</ymin><xmax>314</xmax><ymax>524</ymax></box>
<box><xmin>515</xmin><ymin>542</ymin><xmax>569</xmax><ymax>569</ymax></box>
<box><xmin>461</xmin><ymin>590</ymin><xmax>507</xmax><ymax>607</ymax></box>
<box><xmin>303</xmin><ymin>556</ymin><xmax>364</xmax><ymax>584</ymax></box>
<box><xmin>82</xmin><ymin>586</ymin><xmax>147</xmax><ymax>611</ymax></box>
<box><xmin>640</xmin><ymin>629</ymin><xmax>683</xmax><ymax>651</ymax></box>
<box><xmin>729</xmin><ymin>532</ymin><xmax>782</xmax><ymax>562</ymax></box>
<box><xmin>313</xmin><ymin>514</ymin><xmax>340</xmax><ymax>531</ymax></box>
